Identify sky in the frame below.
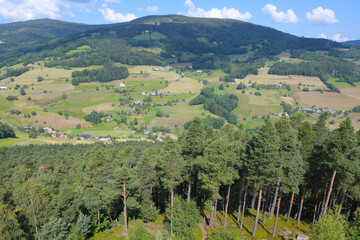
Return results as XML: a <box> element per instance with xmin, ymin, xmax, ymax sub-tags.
<box><xmin>0</xmin><ymin>0</ymin><xmax>359</xmax><ymax>42</ymax></box>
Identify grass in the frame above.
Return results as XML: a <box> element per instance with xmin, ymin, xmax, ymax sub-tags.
<box><xmin>66</xmin><ymin>45</ymin><xmax>92</xmax><ymax>55</ymax></box>
<box><xmin>90</xmin><ymin>209</ymin><xmax>310</xmax><ymax>240</ymax></box>
<box><xmin>328</xmin><ymin>78</ymin><xmax>352</xmax><ymax>87</ymax></box>
<box><xmin>133</xmin><ymin>32</ymin><xmax>167</xmax><ymax>41</ymax></box>
<box><xmin>206</xmin><ymin>209</ymin><xmax>310</xmax><ymax>239</ymax></box>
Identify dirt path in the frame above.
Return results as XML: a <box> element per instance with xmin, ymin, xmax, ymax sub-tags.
<box><xmin>200</xmin><ymin>218</ymin><xmax>208</xmax><ymax>240</ymax></box>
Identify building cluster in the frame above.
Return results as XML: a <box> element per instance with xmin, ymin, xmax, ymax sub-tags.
<box><xmin>301</xmin><ymin>106</ymin><xmax>336</xmax><ymax>114</ymax></box>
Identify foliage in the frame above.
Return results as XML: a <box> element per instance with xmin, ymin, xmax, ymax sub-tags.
<box><xmin>0</xmin><ymin>67</ymin><xmax>29</xmax><ymax>80</ymax></box>
<box><xmin>84</xmin><ymin>111</ymin><xmax>105</xmax><ymax>124</ymax></box>
<box><xmin>310</xmin><ymin>209</ymin><xmax>346</xmax><ymax>240</ymax></box>
<box><xmin>189</xmin><ymin>87</ymin><xmax>238</xmax><ymax>124</ymax></box>
<box><xmin>165</xmin><ymin>196</ymin><xmax>202</xmax><ymax>240</ymax></box>
<box><xmin>0</xmin><ymin>203</ymin><xmax>24</xmax><ymax>239</ymax></box>
<box><xmin>40</xmin><ymin>216</ymin><xmax>69</xmax><ymax>240</ymax></box>
<box><xmin>0</xmin><ymin>122</ymin><xmax>16</xmax><ymax>139</ymax></box>
<box><xmin>71</xmin><ymin>65</ymin><xmax>129</xmax><ymax>85</ymax></box>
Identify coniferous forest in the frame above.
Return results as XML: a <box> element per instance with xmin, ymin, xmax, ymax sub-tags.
<box><xmin>1</xmin><ymin>113</ymin><xmax>360</xmax><ymax>239</ymax></box>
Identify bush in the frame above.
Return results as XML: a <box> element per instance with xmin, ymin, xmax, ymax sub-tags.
<box><xmin>6</xmin><ymin>95</ymin><xmax>18</xmax><ymax>101</ymax></box>
<box><xmin>310</xmin><ymin>209</ymin><xmax>346</xmax><ymax>240</ymax></box>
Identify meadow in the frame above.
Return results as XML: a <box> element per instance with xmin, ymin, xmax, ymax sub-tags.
<box><xmin>0</xmin><ymin>60</ymin><xmax>359</xmax><ymax>146</ymax></box>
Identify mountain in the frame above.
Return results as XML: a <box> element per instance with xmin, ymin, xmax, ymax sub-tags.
<box><xmin>343</xmin><ymin>40</ymin><xmax>360</xmax><ymax>46</ymax></box>
<box><xmin>0</xmin><ymin>18</ymin><xmax>99</xmax><ymax>47</ymax></box>
<box><xmin>0</xmin><ymin>15</ymin><xmax>341</xmax><ymax>68</ymax></box>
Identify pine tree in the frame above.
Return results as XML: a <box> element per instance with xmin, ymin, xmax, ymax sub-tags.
<box><xmin>159</xmin><ymin>140</ymin><xmax>186</xmax><ymax>234</ymax></box>
<box><xmin>246</xmin><ymin>118</ymin><xmax>280</xmax><ymax>237</ymax></box>
<box><xmin>40</xmin><ymin>216</ymin><xmax>69</xmax><ymax>240</ymax></box>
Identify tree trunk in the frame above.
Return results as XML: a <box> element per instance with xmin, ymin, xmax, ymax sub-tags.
<box><xmin>123</xmin><ymin>181</ymin><xmax>128</xmax><ymax>234</ymax></box>
<box><xmin>209</xmin><ymin>199</ymin><xmax>216</xmax><ymax>227</ymax></box>
<box><xmin>252</xmin><ymin>187</ymin><xmax>262</xmax><ymax>237</ymax></box>
<box><xmin>323</xmin><ymin>169</ymin><xmax>337</xmax><ymax>217</ymax></box>
<box><xmin>312</xmin><ymin>203</ymin><xmax>318</xmax><ymax>225</ymax></box>
<box><xmin>262</xmin><ymin>186</ymin><xmax>270</xmax><ymax>223</ymax></box>
<box><xmin>240</xmin><ymin>179</ymin><xmax>248</xmax><ymax>230</ymax></box>
<box><xmin>272</xmin><ymin>193</ymin><xmax>282</xmax><ymax>237</ymax></box>
<box><xmin>297</xmin><ymin>194</ymin><xmax>304</xmax><ymax>225</ymax></box>
<box><xmin>30</xmin><ymin>195</ymin><xmax>40</xmax><ymax>240</ymax></box>
<box><xmin>338</xmin><ymin>189</ymin><xmax>347</xmax><ymax>215</ymax></box>
<box><xmin>170</xmin><ymin>187</ymin><xmax>174</xmax><ymax>234</ymax></box>
<box><xmin>237</xmin><ymin>177</ymin><xmax>245</xmax><ymax>222</ymax></box>
<box><xmin>269</xmin><ymin>178</ymin><xmax>280</xmax><ymax>219</ymax></box>
<box><xmin>224</xmin><ymin>184</ymin><xmax>231</xmax><ymax>226</ymax></box>
<box><xmin>251</xmin><ymin>192</ymin><xmax>256</xmax><ymax>211</ymax></box>
<box><xmin>214</xmin><ymin>199</ymin><xmax>217</xmax><ymax>216</ymax></box>
<box><xmin>187</xmin><ymin>151</ymin><xmax>194</xmax><ymax>203</ymax></box>
<box><xmin>286</xmin><ymin>191</ymin><xmax>295</xmax><ymax>223</ymax></box>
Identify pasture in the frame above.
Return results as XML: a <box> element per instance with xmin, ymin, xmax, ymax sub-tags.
<box><xmin>294</xmin><ymin>91</ymin><xmax>359</xmax><ymax>110</ymax></box>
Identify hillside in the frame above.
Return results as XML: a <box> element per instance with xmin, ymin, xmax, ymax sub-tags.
<box><xmin>343</xmin><ymin>40</ymin><xmax>360</xmax><ymax>45</ymax></box>
<box><xmin>0</xmin><ymin>18</ymin><xmax>98</xmax><ymax>46</ymax></box>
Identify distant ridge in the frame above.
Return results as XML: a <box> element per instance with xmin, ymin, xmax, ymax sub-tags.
<box><xmin>343</xmin><ymin>40</ymin><xmax>360</xmax><ymax>46</ymax></box>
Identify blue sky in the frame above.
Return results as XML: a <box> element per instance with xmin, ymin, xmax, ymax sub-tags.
<box><xmin>0</xmin><ymin>0</ymin><xmax>359</xmax><ymax>41</ymax></box>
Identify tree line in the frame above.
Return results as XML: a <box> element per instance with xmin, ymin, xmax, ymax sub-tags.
<box><xmin>1</xmin><ymin>114</ymin><xmax>360</xmax><ymax>239</ymax></box>
<box><xmin>71</xmin><ymin>65</ymin><xmax>129</xmax><ymax>86</ymax></box>
<box><xmin>189</xmin><ymin>87</ymin><xmax>238</xmax><ymax>125</ymax></box>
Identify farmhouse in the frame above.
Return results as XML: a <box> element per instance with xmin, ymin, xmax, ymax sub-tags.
<box><xmin>274</xmin><ymin>83</ymin><xmax>283</xmax><ymax>87</ymax></box>
<box><xmin>80</xmin><ymin>134</ymin><xmax>93</xmax><ymax>140</ymax></box>
<box><xmin>196</xmin><ymin>70</ymin><xmax>203</xmax><ymax>73</ymax></box>
<box><xmin>117</xmin><ymin>82</ymin><xmax>126</xmax><ymax>87</ymax></box>
<box><xmin>134</xmin><ymin>101</ymin><xmax>141</xmax><ymax>104</ymax></box>
<box><xmin>154</xmin><ymin>66</ymin><xmax>172</xmax><ymax>71</ymax></box>
<box><xmin>99</xmin><ymin>138</ymin><xmax>111</xmax><ymax>143</ymax></box>
<box><xmin>301</xmin><ymin>106</ymin><xmax>314</xmax><ymax>112</ymax></box>
<box><xmin>141</xmin><ymin>92</ymin><xmax>147</xmax><ymax>95</ymax></box>
<box><xmin>0</xmin><ymin>84</ymin><xmax>8</xmax><ymax>90</ymax></box>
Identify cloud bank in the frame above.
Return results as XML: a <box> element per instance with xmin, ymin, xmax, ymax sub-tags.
<box><xmin>306</xmin><ymin>6</ymin><xmax>338</xmax><ymax>24</ymax></box>
<box><xmin>98</xmin><ymin>4</ymin><xmax>137</xmax><ymax>22</ymax></box>
<box><xmin>262</xmin><ymin>4</ymin><xmax>299</xmax><ymax>24</ymax></box>
<box><xmin>183</xmin><ymin>0</ymin><xmax>252</xmax><ymax>21</ymax></box>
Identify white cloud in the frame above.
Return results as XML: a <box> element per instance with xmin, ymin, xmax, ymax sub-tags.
<box><xmin>0</xmin><ymin>0</ymin><xmax>62</xmax><ymax>21</ymax></box>
<box><xmin>183</xmin><ymin>0</ymin><xmax>252</xmax><ymax>21</ymax></box>
<box><xmin>318</xmin><ymin>33</ymin><xmax>327</xmax><ymax>39</ymax></box>
<box><xmin>331</xmin><ymin>34</ymin><xmax>349</xmax><ymax>42</ymax></box>
<box><xmin>306</xmin><ymin>6</ymin><xmax>338</xmax><ymax>24</ymax></box>
<box><xmin>99</xmin><ymin>4</ymin><xmax>137</xmax><ymax>22</ymax></box>
<box><xmin>317</xmin><ymin>33</ymin><xmax>349</xmax><ymax>42</ymax></box>
<box><xmin>103</xmin><ymin>0</ymin><xmax>121</xmax><ymax>3</ymax></box>
<box><xmin>146</xmin><ymin>6</ymin><xmax>159</xmax><ymax>14</ymax></box>
<box><xmin>262</xmin><ymin>4</ymin><xmax>299</xmax><ymax>24</ymax></box>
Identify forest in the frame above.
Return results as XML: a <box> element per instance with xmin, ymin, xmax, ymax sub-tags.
<box><xmin>71</xmin><ymin>65</ymin><xmax>129</xmax><ymax>86</ymax></box>
<box><xmin>189</xmin><ymin>87</ymin><xmax>238</xmax><ymax>125</ymax></box>
<box><xmin>1</xmin><ymin>113</ymin><xmax>360</xmax><ymax>239</ymax></box>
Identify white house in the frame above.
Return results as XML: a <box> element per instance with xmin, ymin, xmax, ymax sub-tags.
<box><xmin>117</xmin><ymin>82</ymin><xmax>126</xmax><ymax>87</ymax></box>
<box><xmin>0</xmin><ymin>84</ymin><xmax>8</xmax><ymax>90</ymax></box>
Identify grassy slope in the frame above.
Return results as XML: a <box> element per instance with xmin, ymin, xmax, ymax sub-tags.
<box><xmin>90</xmin><ymin>209</ymin><xmax>310</xmax><ymax>240</ymax></box>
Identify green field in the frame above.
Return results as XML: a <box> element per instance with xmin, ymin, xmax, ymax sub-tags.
<box><xmin>0</xmin><ymin>59</ymin><xmax>359</xmax><ymax>146</ymax></box>
<box><xmin>328</xmin><ymin>78</ymin><xmax>352</xmax><ymax>87</ymax></box>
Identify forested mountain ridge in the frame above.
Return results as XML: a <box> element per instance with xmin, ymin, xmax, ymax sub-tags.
<box><xmin>0</xmin><ymin>15</ymin><xmax>341</xmax><ymax>68</ymax></box>
<box><xmin>0</xmin><ymin>18</ymin><xmax>99</xmax><ymax>47</ymax></box>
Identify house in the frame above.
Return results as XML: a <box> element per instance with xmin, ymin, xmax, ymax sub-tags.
<box><xmin>134</xmin><ymin>101</ymin><xmax>141</xmax><ymax>104</ymax></box>
<box><xmin>151</xmin><ymin>90</ymin><xmax>157</xmax><ymax>96</ymax></box>
<box><xmin>0</xmin><ymin>84</ymin><xmax>8</xmax><ymax>90</ymax></box>
<box><xmin>141</xmin><ymin>92</ymin><xmax>147</xmax><ymax>95</ymax></box>
<box><xmin>80</xmin><ymin>134</ymin><xmax>93</xmax><ymax>140</ymax></box>
<box><xmin>154</xmin><ymin>66</ymin><xmax>172</xmax><ymax>71</ymax></box>
<box><xmin>117</xmin><ymin>82</ymin><xmax>126</xmax><ymax>87</ymax></box>
<box><xmin>320</xmin><ymin>108</ymin><xmax>336</xmax><ymax>114</ymax></box>
<box><xmin>144</xmin><ymin>130</ymin><xmax>150</xmax><ymax>135</ymax></box>
<box><xmin>156</xmin><ymin>137</ymin><xmax>163</xmax><ymax>142</ymax></box>
<box><xmin>278</xmin><ymin>112</ymin><xmax>289</xmax><ymax>117</ymax></box>
<box><xmin>105</xmin><ymin>116</ymin><xmax>113</xmax><ymax>121</ymax></box>
<box><xmin>301</xmin><ymin>106</ymin><xmax>314</xmax><ymax>112</ymax></box>
<box><xmin>196</xmin><ymin>70</ymin><xmax>203</xmax><ymax>73</ymax></box>
<box><xmin>99</xmin><ymin>138</ymin><xmax>111</xmax><ymax>143</ymax></box>
<box><xmin>274</xmin><ymin>83</ymin><xmax>283</xmax><ymax>87</ymax></box>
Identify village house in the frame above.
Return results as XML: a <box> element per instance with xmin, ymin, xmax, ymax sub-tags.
<box><xmin>274</xmin><ymin>83</ymin><xmax>283</xmax><ymax>87</ymax></box>
<box><xmin>0</xmin><ymin>84</ymin><xmax>8</xmax><ymax>90</ymax></box>
<box><xmin>134</xmin><ymin>101</ymin><xmax>141</xmax><ymax>104</ymax></box>
<box><xmin>141</xmin><ymin>92</ymin><xmax>147</xmax><ymax>95</ymax></box>
<box><xmin>99</xmin><ymin>138</ymin><xmax>111</xmax><ymax>143</ymax></box>
<box><xmin>117</xmin><ymin>82</ymin><xmax>126</xmax><ymax>87</ymax></box>
<box><xmin>144</xmin><ymin>130</ymin><xmax>150</xmax><ymax>135</ymax></box>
